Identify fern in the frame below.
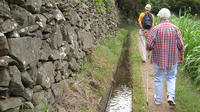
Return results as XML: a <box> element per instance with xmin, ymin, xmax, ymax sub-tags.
<box><xmin>94</xmin><ymin>0</ymin><xmax>111</xmax><ymax>13</ymax></box>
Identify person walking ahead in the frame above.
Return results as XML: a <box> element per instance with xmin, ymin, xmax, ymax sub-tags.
<box><xmin>138</xmin><ymin>4</ymin><xmax>154</xmax><ymax>62</ymax></box>
<box><xmin>146</xmin><ymin>8</ymin><xmax>184</xmax><ymax>106</ymax></box>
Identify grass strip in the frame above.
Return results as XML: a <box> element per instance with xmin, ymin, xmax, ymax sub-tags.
<box><xmin>78</xmin><ymin>28</ymin><xmax>129</xmax><ymax>111</ymax></box>
<box><xmin>130</xmin><ymin>27</ymin><xmax>147</xmax><ymax>112</ymax></box>
<box><xmin>175</xmin><ymin>68</ymin><xmax>200</xmax><ymax>112</ymax></box>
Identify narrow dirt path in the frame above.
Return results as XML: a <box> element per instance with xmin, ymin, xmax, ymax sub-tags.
<box><xmin>137</xmin><ymin>31</ymin><xmax>175</xmax><ymax>112</ymax></box>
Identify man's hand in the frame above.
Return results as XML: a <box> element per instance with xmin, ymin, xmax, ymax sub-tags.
<box><xmin>179</xmin><ymin>52</ymin><xmax>184</xmax><ymax>63</ymax></box>
<box><xmin>139</xmin><ymin>22</ymin><xmax>144</xmax><ymax>31</ymax></box>
<box><xmin>144</xmin><ymin>30</ymin><xmax>149</xmax><ymax>38</ymax></box>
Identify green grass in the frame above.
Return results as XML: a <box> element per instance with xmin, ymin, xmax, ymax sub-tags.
<box><xmin>175</xmin><ymin>68</ymin><xmax>200</xmax><ymax>112</ymax></box>
<box><xmin>21</xmin><ymin>101</ymin><xmax>50</xmax><ymax>112</ymax></box>
<box><xmin>130</xmin><ymin>28</ymin><xmax>147</xmax><ymax>112</ymax></box>
<box><xmin>77</xmin><ymin>28</ymin><xmax>129</xmax><ymax>111</ymax></box>
<box><xmin>80</xmin><ymin>107</ymin><xmax>91</xmax><ymax>112</ymax></box>
<box><xmin>83</xmin><ymin>28</ymin><xmax>129</xmax><ymax>82</ymax></box>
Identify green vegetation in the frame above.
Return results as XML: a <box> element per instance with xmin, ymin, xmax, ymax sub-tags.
<box><xmin>78</xmin><ymin>0</ymin><xmax>83</xmax><ymax>6</ymax></box>
<box><xmin>94</xmin><ymin>0</ymin><xmax>106</xmax><ymax>13</ymax></box>
<box><xmin>72</xmin><ymin>0</ymin><xmax>112</xmax><ymax>13</ymax></box>
<box><xmin>170</xmin><ymin>12</ymin><xmax>200</xmax><ymax>86</ymax></box>
<box><xmin>93</xmin><ymin>0</ymin><xmax>112</xmax><ymax>13</ymax></box>
<box><xmin>175</xmin><ymin>69</ymin><xmax>200</xmax><ymax>112</ymax></box>
<box><xmin>147</xmin><ymin>0</ymin><xmax>169</xmax><ymax>14</ymax></box>
<box><xmin>78</xmin><ymin>28</ymin><xmax>129</xmax><ymax>111</ymax></box>
<box><xmin>80</xmin><ymin>107</ymin><xmax>91</xmax><ymax>112</ymax></box>
<box><xmin>83</xmin><ymin>28</ymin><xmax>128</xmax><ymax>83</ymax></box>
<box><xmin>21</xmin><ymin>101</ymin><xmax>50</xmax><ymax>112</ymax></box>
<box><xmin>130</xmin><ymin>28</ymin><xmax>147</xmax><ymax>112</ymax></box>
<box><xmin>146</xmin><ymin>0</ymin><xmax>200</xmax><ymax>15</ymax></box>
<box><xmin>169</xmin><ymin>11</ymin><xmax>200</xmax><ymax>112</ymax></box>
<box><xmin>167</xmin><ymin>0</ymin><xmax>200</xmax><ymax>15</ymax></box>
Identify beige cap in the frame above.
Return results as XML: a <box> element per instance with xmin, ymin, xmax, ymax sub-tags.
<box><xmin>157</xmin><ymin>8</ymin><xmax>171</xmax><ymax>18</ymax></box>
<box><xmin>145</xmin><ymin>4</ymin><xmax>151</xmax><ymax>11</ymax></box>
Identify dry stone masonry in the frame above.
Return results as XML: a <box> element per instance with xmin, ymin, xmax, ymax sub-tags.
<box><xmin>0</xmin><ymin>0</ymin><xmax>118</xmax><ymax>111</ymax></box>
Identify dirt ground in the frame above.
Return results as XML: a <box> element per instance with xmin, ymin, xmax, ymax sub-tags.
<box><xmin>137</xmin><ymin>32</ymin><xmax>175</xmax><ymax>112</ymax></box>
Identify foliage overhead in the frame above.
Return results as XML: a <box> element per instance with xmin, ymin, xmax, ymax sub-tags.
<box><xmin>116</xmin><ymin>0</ymin><xmax>146</xmax><ymax>18</ymax></box>
<box><xmin>146</xmin><ymin>0</ymin><xmax>200</xmax><ymax>15</ymax></box>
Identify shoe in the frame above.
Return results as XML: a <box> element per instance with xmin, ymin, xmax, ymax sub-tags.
<box><xmin>167</xmin><ymin>96</ymin><xmax>176</xmax><ymax>106</ymax></box>
<box><xmin>154</xmin><ymin>100</ymin><xmax>161</xmax><ymax>105</ymax></box>
<box><xmin>142</xmin><ymin>60</ymin><xmax>146</xmax><ymax>63</ymax></box>
<box><xmin>154</xmin><ymin>98</ymin><xmax>161</xmax><ymax>105</ymax></box>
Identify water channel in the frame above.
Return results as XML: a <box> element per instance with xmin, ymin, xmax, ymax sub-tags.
<box><xmin>106</xmin><ymin>32</ymin><xmax>133</xmax><ymax>112</ymax></box>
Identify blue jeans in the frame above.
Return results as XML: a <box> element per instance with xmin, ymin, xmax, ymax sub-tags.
<box><xmin>154</xmin><ymin>63</ymin><xmax>178</xmax><ymax>102</ymax></box>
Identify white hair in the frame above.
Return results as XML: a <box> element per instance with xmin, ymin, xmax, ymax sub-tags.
<box><xmin>157</xmin><ymin>8</ymin><xmax>171</xmax><ymax>18</ymax></box>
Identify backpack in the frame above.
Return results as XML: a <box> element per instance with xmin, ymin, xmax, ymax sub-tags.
<box><xmin>142</xmin><ymin>12</ymin><xmax>153</xmax><ymax>29</ymax></box>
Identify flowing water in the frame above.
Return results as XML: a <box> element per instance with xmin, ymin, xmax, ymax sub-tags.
<box><xmin>106</xmin><ymin>85</ymin><xmax>132</xmax><ymax>112</ymax></box>
<box><xmin>106</xmin><ymin>33</ymin><xmax>133</xmax><ymax>112</ymax></box>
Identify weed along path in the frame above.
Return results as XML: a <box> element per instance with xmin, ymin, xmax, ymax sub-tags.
<box><xmin>106</xmin><ymin>32</ymin><xmax>133</xmax><ymax>112</ymax></box>
<box><xmin>137</xmin><ymin>31</ymin><xmax>175</xmax><ymax>112</ymax></box>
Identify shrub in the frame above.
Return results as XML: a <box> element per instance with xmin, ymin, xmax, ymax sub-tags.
<box><xmin>170</xmin><ymin>11</ymin><xmax>200</xmax><ymax>86</ymax></box>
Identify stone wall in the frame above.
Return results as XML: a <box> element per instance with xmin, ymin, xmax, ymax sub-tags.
<box><xmin>0</xmin><ymin>0</ymin><xmax>118</xmax><ymax>111</ymax></box>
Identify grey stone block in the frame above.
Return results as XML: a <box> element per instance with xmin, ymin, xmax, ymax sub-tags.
<box><xmin>0</xmin><ymin>98</ymin><xmax>22</xmax><ymax>111</ymax></box>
